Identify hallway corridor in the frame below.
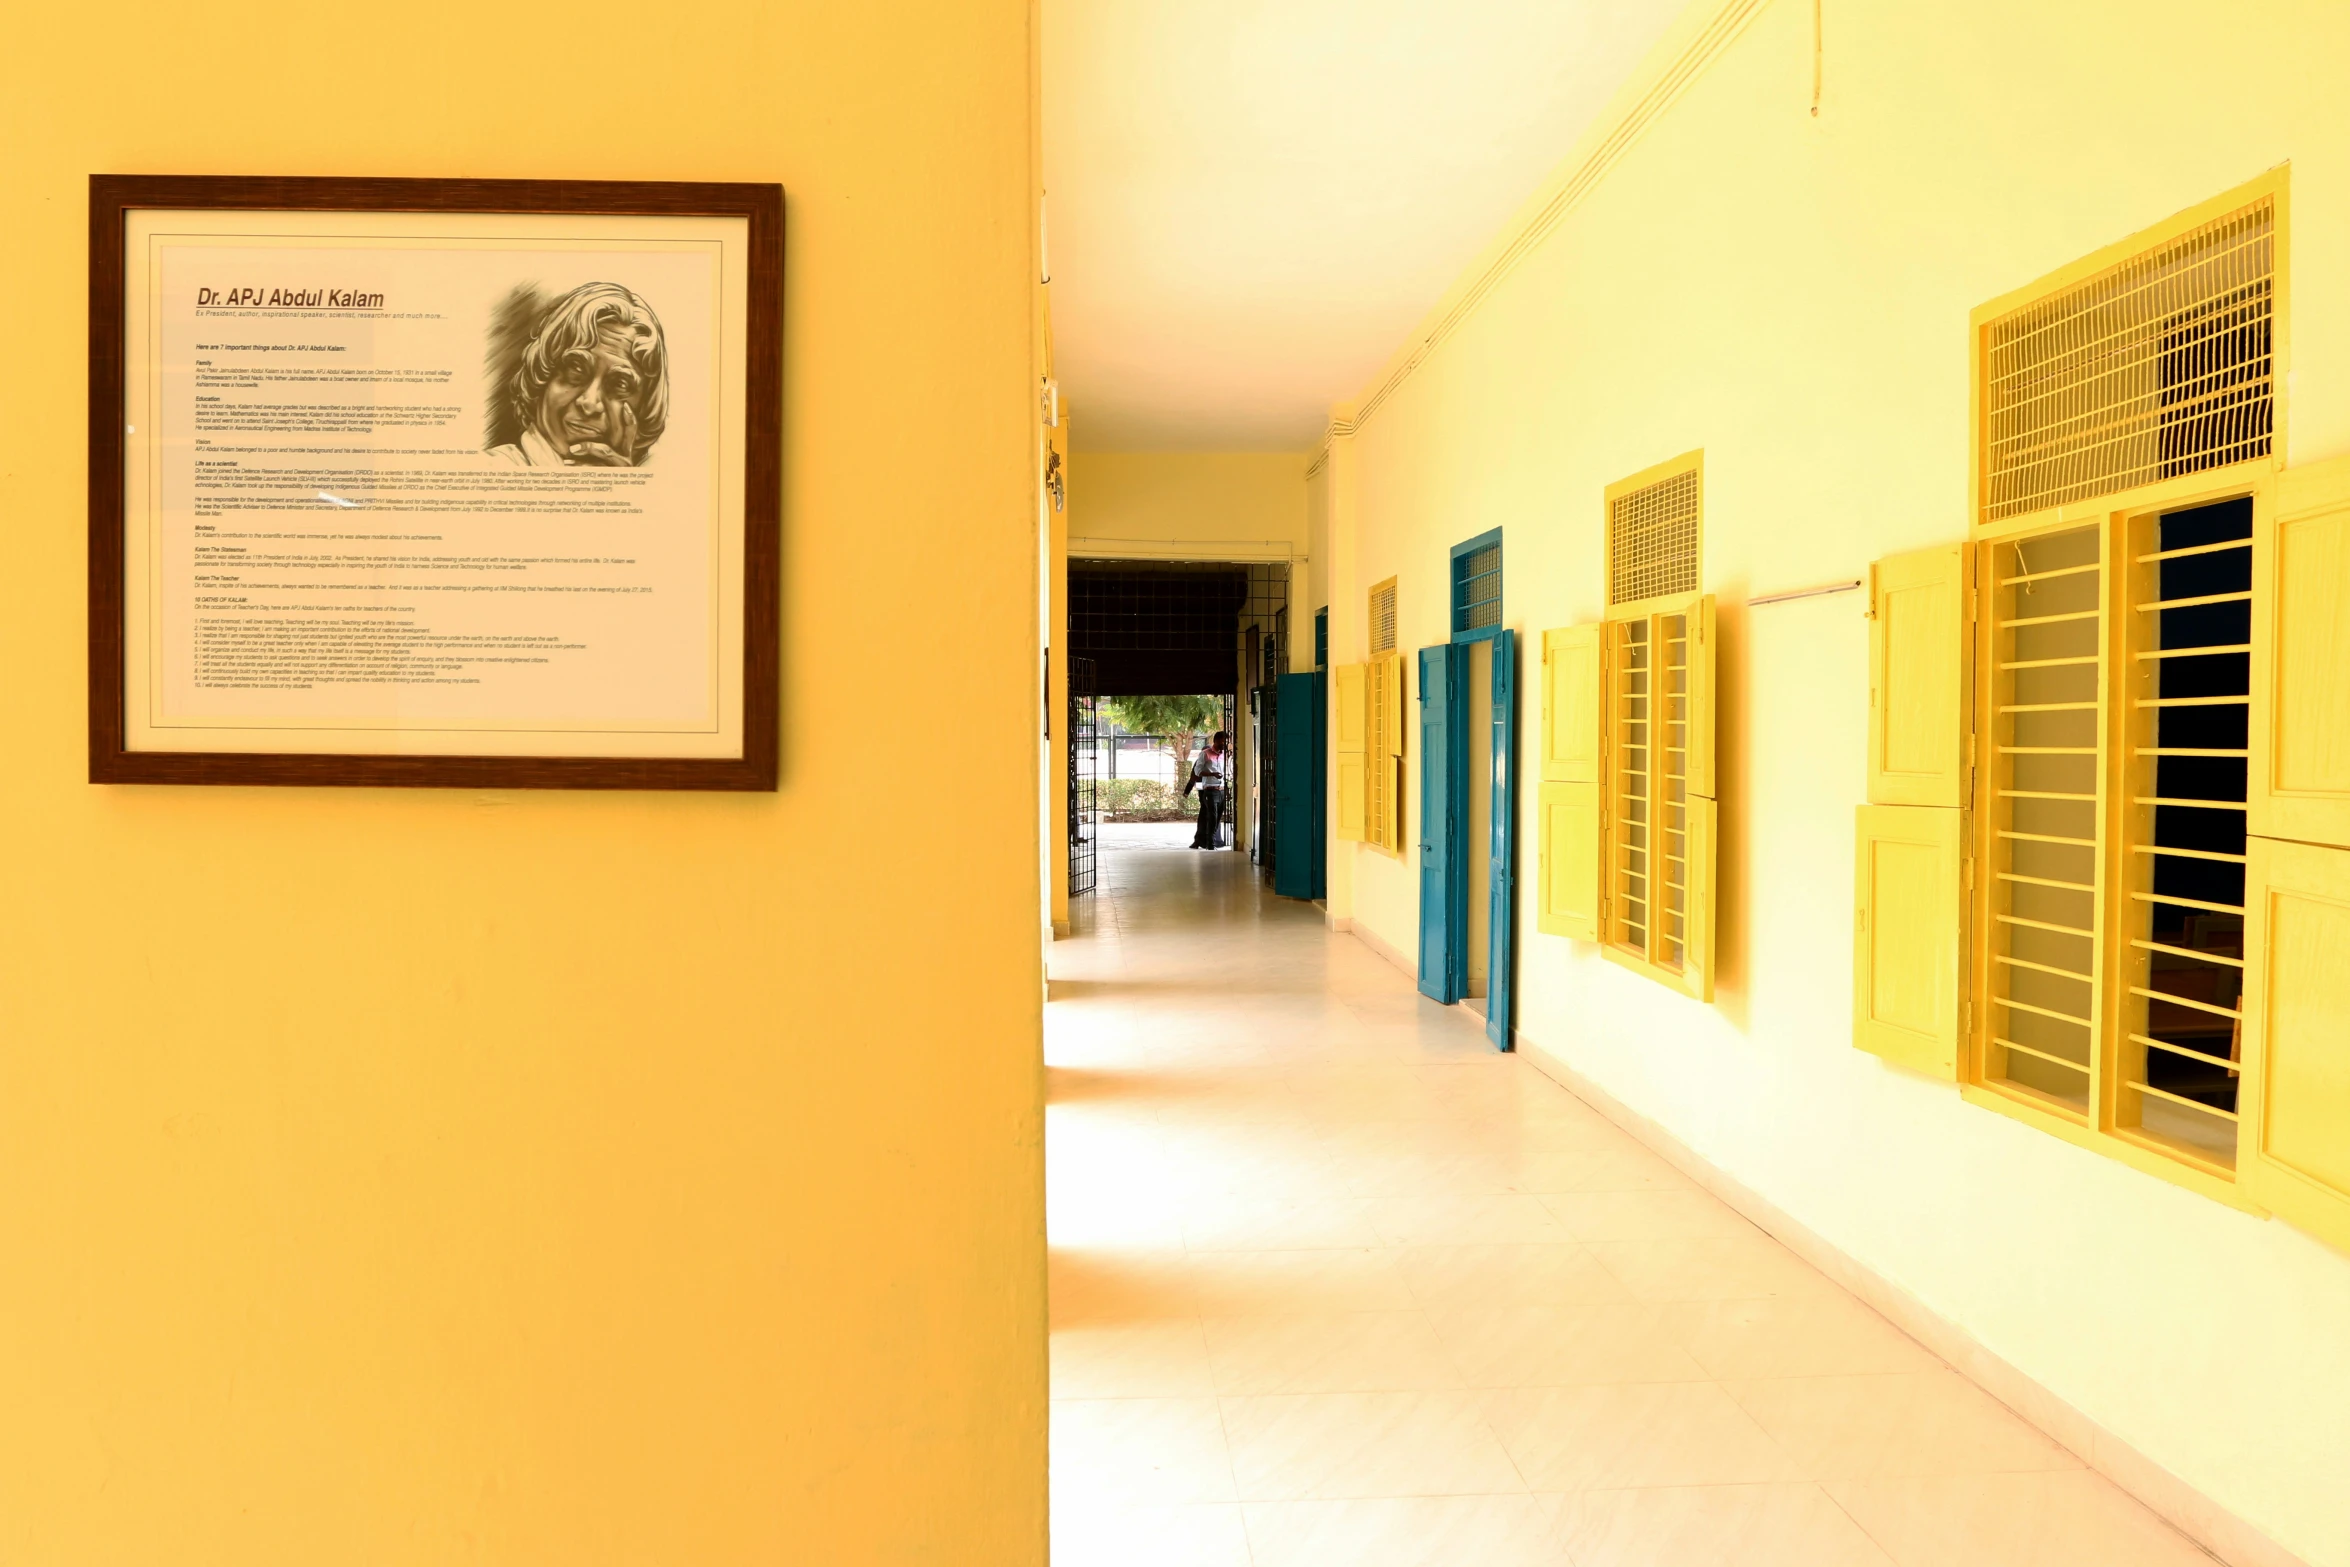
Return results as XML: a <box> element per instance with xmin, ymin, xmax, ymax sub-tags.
<box><xmin>1044</xmin><ymin>848</ymin><xmax>2219</xmax><ymax>1567</ymax></box>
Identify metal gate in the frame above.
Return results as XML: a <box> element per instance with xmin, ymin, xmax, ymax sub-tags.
<box><xmin>1250</xmin><ymin>681</ymin><xmax>1277</xmax><ymax>871</ymax></box>
<box><xmin>1068</xmin><ymin>654</ymin><xmax>1098</xmax><ymax>897</ymax></box>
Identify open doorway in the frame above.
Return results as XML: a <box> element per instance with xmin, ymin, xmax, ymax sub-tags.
<box><xmin>1414</xmin><ymin>531</ymin><xmax>1517</xmax><ymax>1049</ymax></box>
<box><xmin>1065</xmin><ymin>558</ymin><xmax>1290</xmax><ymax>866</ymax></box>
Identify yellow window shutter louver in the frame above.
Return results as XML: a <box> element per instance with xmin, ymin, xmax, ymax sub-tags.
<box><xmin>2251</xmin><ymin>454</ymin><xmax>2350</xmax><ymax>851</ymax></box>
<box><xmin>1853</xmin><ymin>804</ymin><xmax>1965</xmax><ymax>1078</ymax></box>
<box><xmin>1382</xmin><ymin>652</ymin><xmax>1408</xmax><ymax>851</ymax></box>
<box><xmin>2237</xmin><ymin>836</ymin><xmax>2350</xmax><ymax>1254</ymax></box>
<box><xmin>1538</xmin><ymin>624</ymin><xmax>1604</xmax><ymax>940</ymax></box>
<box><xmin>1335</xmin><ymin>662</ymin><xmax>1367</xmax><ymax>842</ymax></box>
<box><xmin>1868</xmin><ymin>544</ymin><xmax>1973</xmax><ymax>808</ymax></box>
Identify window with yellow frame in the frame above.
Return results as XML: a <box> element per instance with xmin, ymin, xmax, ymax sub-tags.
<box><xmin>1335</xmin><ymin>578</ymin><xmax>1406</xmax><ymax>853</ymax></box>
<box><xmin>1852</xmin><ymin>166</ymin><xmax>2350</xmax><ymax>1258</ymax></box>
<box><xmin>1536</xmin><ymin>452</ymin><xmax>1717</xmax><ymax>1002</ymax></box>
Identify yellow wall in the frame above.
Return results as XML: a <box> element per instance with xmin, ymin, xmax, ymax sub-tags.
<box><xmin>0</xmin><ymin>3</ymin><xmax>1047</xmax><ymax>1564</ymax></box>
<box><xmin>1069</xmin><ymin>451</ymin><xmax>1309</xmax><ymax>561</ymax></box>
<box><xmin>1331</xmin><ymin>0</ymin><xmax>2350</xmax><ymax>1562</ymax></box>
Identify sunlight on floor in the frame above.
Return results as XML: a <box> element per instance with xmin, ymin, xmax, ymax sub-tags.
<box><xmin>1043</xmin><ymin>848</ymin><xmax>2215</xmax><ymax>1567</ymax></box>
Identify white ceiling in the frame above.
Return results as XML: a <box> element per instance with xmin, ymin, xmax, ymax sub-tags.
<box><xmin>1043</xmin><ymin>0</ymin><xmax>1690</xmax><ymax>452</ymax></box>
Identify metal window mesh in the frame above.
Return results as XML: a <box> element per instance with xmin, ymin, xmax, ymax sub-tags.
<box><xmin>1982</xmin><ymin>200</ymin><xmax>2273</xmax><ymax>524</ymax></box>
<box><xmin>1608</xmin><ymin>471</ymin><xmax>1699</xmax><ymax>606</ymax></box>
<box><xmin>1454</xmin><ymin>544</ymin><xmax>1502</xmax><ymax>631</ymax></box>
<box><xmin>1370</xmin><ymin>581</ymin><xmax>1398</xmax><ymax>653</ymax></box>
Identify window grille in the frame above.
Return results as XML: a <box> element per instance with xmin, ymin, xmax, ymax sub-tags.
<box><xmin>1984</xmin><ymin>521</ymin><xmax>2107</xmax><ymax>1119</ymax></box>
<box><xmin>1608</xmin><ymin>469</ymin><xmax>1700</xmax><ymax>606</ymax></box>
<box><xmin>1369</xmin><ymin>578</ymin><xmax>1398</xmax><ymax>654</ymax></box>
<box><xmin>2118</xmin><ymin>500</ymin><xmax>2251</xmax><ymax>1170</ymax></box>
<box><xmin>1315</xmin><ymin>607</ymin><xmax>1328</xmax><ymax>671</ymax></box>
<box><xmin>1608</xmin><ymin>612</ymin><xmax>1692</xmax><ymax>966</ymax></box>
<box><xmin>1981</xmin><ymin>198</ymin><xmax>2274</xmax><ymax>525</ymax></box>
<box><xmin>1453</xmin><ymin>539</ymin><xmax>1502</xmax><ymax>633</ymax></box>
<box><xmin>1976</xmin><ymin>499</ymin><xmax>2256</xmax><ymax>1179</ymax></box>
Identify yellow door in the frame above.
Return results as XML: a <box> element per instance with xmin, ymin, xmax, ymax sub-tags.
<box><xmin>2252</xmin><ymin>456</ymin><xmax>2350</xmax><ymax>850</ymax></box>
<box><xmin>2239</xmin><ymin>836</ymin><xmax>2350</xmax><ymax>1254</ymax></box>
<box><xmin>1335</xmin><ymin>662</ymin><xmax>1366</xmax><ymax>842</ymax></box>
<box><xmin>1853</xmin><ymin>804</ymin><xmax>1964</xmax><ymax>1078</ymax></box>
<box><xmin>1868</xmin><ymin>544</ymin><xmax>1970</xmax><ymax>808</ymax></box>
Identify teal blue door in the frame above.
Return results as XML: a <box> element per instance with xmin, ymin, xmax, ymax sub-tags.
<box><xmin>1274</xmin><ymin>672</ymin><xmax>1321</xmax><ymax>899</ymax></box>
<box><xmin>1417</xmin><ymin>644</ymin><xmax>1467</xmax><ymax>1002</ymax></box>
<box><xmin>1486</xmin><ymin>630</ymin><xmax>1518</xmax><ymax>1050</ymax></box>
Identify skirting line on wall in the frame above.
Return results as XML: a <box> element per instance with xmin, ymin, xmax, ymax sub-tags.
<box><xmin>1347</xmin><ymin>920</ymin><xmax>1414</xmax><ymax>981</ymax></box>
<box><xmin>1515</xmin><ymin>1030</ymin><xmax>2313</xmax><ymax>1567</ymax></box>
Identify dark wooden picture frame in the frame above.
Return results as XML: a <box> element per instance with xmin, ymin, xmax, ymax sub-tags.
<box><xmin>89</xmin><ymin>175</ymin><xmax>782</xmax><ymax>790</ymax></box>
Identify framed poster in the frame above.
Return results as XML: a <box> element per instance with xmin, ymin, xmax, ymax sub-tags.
<box><xmin>89</xmin><ymin>176</ymin><xmax>781</xmax><ymax>788</ymax></box>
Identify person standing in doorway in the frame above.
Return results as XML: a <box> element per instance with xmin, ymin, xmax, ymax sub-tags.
<box><xmin>1183</xmin><ymin>730</ymin><xmax>1232</xmax><ymax>850</ymax></box>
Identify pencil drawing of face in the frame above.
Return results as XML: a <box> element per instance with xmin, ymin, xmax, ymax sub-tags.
<box><xmin>487</xmin><ymin>283</ymin><xmax>669</xmax><ymax>467</ymax></box>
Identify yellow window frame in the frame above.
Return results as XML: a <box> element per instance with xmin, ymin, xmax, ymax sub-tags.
<box><xmin>1962</xmin><ymin>461</ymin><xmax>2275</xmax><ymax>1213</ymax></box>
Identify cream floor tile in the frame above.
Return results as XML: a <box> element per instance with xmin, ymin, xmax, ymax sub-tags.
<box><xmin>1659</xmin><ymin>1294</ymin><xmax>1939</xmax><ymax>1379</ymax></box>
<box><xmin>1181</xmin><ymin>1247</ymin><xmax>1420</xmax><ymax>1316</ymax></box>
<box><xmin>1540</xmin><ymin>1188</ymin><xmax>1761</xmax><ymax>1242</ymax></box>
<box><xmin>1243</xmin><ymin>1495</ymin><xmax>1567</xmax><ymax>1567</ymax></box>
<box><xmin>1492</xmin><ymin>1143</ymin><xmax>1694</xmax><ymax>1193</ymax></box>
<box><xmin>1050</xmin><ymin>1501</ymin><xmax>1254</xmax><ymax>1567</ymax></box>
<box><xmin>1368</xmin><ymin>1192</ymin><xmax>1575</xmax><ymax>1246</ymax></box>
<box><xmin>1547</xmin><ymin>1483</ymin><xmax>1896</xmax><ymax>1566</ymax></box>
<box><xmin>1586</xmin><ymin>1233</ymin><xmax>1841</xmax><ymax>1303</ymax></box>
<box><xmin>1484</xmin><ymin>1381</ymin><xmax>1804</xmax><ymax>1491</ymax></box>
<box><xmin>1050</xmin><ymin>1397</ymin><xmax>1238</xmax><ymax>1505</ymax></box>
<box><xmin>1203</xmin><ymin>1309</ymin><xmax>1462</xmax><ymax>1394</ymax></box>
<box><xmin>1435</xmin><ymin>1303</ymin><xmax>1711</xmax><ymax>1387</ymax></box>
<box><xmin>1723</xmin><ymin>1371</ymin><xmax>2082</xmax><ymax>1480</ymax></box>
<box><xmin>1051</xmin><ymin>1319</ymin><xmax>1219</xmax><ymax>1399</ymax></box>
<box><xmin>1823</xmin><ymin>1470</ymin><xmax>2219</xmax><ymax>1566</ymax></box>
<box><xmin>1220</xmin><ymin>1390</ymin><xmax>1530</xmax><ymax>1500</ymax></box>
<box><xmin>1391</xmin><ymin>1242</ymin><xmax>1634</xmax><ymax>1312</ymax></box>
<box><xmin>1048</xmin><ymin>849</ymin><xmax>2188</xmax><ymax>1563</ymax></box>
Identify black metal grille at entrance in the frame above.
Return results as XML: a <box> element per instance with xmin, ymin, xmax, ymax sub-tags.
<box><xmin>1068</xmin><ymin>562</ymin><xmax>1246</xmax><ymax>696</ymax></box>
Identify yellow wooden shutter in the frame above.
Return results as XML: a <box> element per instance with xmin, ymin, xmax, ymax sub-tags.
<box><xmin>1538</xmin><ymin>783</ymin><xmax>1601</xmax><ymax>940</ymax></box>
<box><xmin>1541</xmin><ymin>624</ymin><xmax>1602</xmax><ymax>784</ymax></box>
<box><xmin>2238</xmin><ymin>836</ymin><xmax>2350</xmax><ymax>1254</ymax></box>
<box><xmin>1679</xmin><ymin>796</ymin><xmax>1717</xmax><ymax>1004</ymax></box>
<box><xmin>1868</xmin><ymin>544</ymin><xmax>1971</xmax><ymax>808</ymax></box>
<box><xmin>1335</xmin><ymin>662</ymin><xmax>1366</xmax><ymax>842</ymax></box>
<box><xmin>1683</xmin><ymin>593</ymin><xmax>1717</xmax><ymax>802</ymax></box>
<box><xmin>1382</xmin><ymin>653</ymin><xmax>1408</xmax><ymax>852</ymax></box>
<box><xmin>1853</xmin><ymin>804</ymin><xmax>1964</xmax><ymax>1078</ymax></box>
<box><xmin>2251</xmin><ymin>455</ymin><xmax>2350</xmax><ymax>850</ymax></box>
<box><xmin>1538</xmin><ymin>624</ymin><xmax>1605</xmax><ymax>939</ymax></box>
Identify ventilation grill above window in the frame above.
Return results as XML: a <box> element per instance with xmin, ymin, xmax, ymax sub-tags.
<box><xmin>1608</xmin><ymin>470</ymin><xmax>1700</xmax><ymax>606</ymax></box>
<box><xmin>1982</xmin><ymin>197</ymin><xmax>2274</xmax><ymax>525</ymax></box>
<box><xmin>1454</xmin><ymin>543</ymin><xmax>1502</xmax><ymax>632</ymax></box>
<box><xmin>1370</xmin><ymin>578</ymin><xmax>1398</xmax><ymax>654</ymax></box>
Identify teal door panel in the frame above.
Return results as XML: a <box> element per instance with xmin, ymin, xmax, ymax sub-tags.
<box><xmin>1486</xmin><ymin>629</ymin><xmax>1518</xmax><ymax>1051</ymax></box>
<box><xmin>1418</xmin><ymin>644</ymin><xmax>1467</xmax><ymax>1002</ymax></box>
<box><xmin>1275</xmin><ymin>672</ymin><xmax>1321</xmax><ymax>899</ymax></box>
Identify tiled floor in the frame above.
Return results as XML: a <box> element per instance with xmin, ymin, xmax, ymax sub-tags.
<box><xmin>1045</xmin><ymin>843</ymin><xmax>2221</xmax><ymax>1566</ymax></box>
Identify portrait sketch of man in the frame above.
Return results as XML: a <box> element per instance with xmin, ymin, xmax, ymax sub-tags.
<box><xmin>485</xmin><ymin>282</ymin><xmax>670</xmax><ymax>467</ymax></box>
